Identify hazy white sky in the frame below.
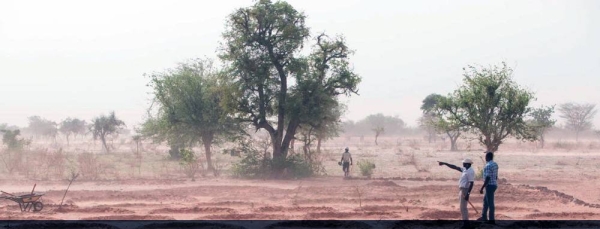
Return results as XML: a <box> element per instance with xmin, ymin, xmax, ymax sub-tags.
<box><xmin>1</xmin><ymin>0</ymin><xmax>599</xmax><ymax>129</ymax></box>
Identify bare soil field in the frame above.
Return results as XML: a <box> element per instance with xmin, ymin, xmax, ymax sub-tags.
<box><xmin>1</xmin><ymin>136</ymin><xmax>600</xmax><ymax>221</ymax></box>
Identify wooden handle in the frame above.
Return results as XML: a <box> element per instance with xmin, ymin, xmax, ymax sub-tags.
<box><xmin>31</xmin><ymin>184</ymin><xmax>37</xmax><ymax>195</ymax></box>
<box><xmin>1</xmin><ymin>191</ymin><xmax>15</xmax><ymax>196</ymax></box>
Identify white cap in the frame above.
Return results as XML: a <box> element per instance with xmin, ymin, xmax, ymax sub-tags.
<box><xmin>462</xmin><ymin>158</ymin><xmax>473</xmax><ymax>164</ymax></box>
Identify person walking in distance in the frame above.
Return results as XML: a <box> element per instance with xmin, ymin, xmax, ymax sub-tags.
<box><xmin>340</xmin><ymin>147</ymin><xmax>353</xmax><ymax>177</ymax></box>
<box><xmin>479</xmin><ymin>152</ymin><xmax>499</xmax><ymax>224</ymax></box>
<box><xmin>438</xmin><ymin>158</ymin><xmax>475</xmax><ymax>229</ymax></box>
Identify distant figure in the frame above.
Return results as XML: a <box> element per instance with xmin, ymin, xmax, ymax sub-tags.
<box><xmin>438</xmin><ymin>158</ymin><xmax>475</xmax><ymax>229</ymax></box>
<box><xmin>340</xmin><ymin>147</ymin><xmax>353</xmax><ymax>177</ymax></box>
<box><xmin>478</xmin><ymin>152</ymin><xmax>499</xmax><ymax>225</ymax></box>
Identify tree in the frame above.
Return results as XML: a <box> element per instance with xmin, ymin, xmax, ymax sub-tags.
<box><xmin>90</xmin><ymin>112</ymin><xmax>125</xmax><ymax>153</ymax></box>
<box><xmin>420</xmin><ymin>94</ymin><xmax>465</xmax><ymax>151</ymax></box>
<box><xmin>219</xmin><ymin>0</ymin><xmax>360</xmax><ymax>172</ymax></box>
<box><xmin>529</xmin><ymin>106</ymin><xmax>556</xmax><ymax>148</ymax></box>
<box><xmin>439</xmin><ymin>62</ymin><xmax>536</xmax><ymax>152</ymax></box>
<box><xmin>59</xmin><ymin>118</ymin><xmax>87</xmax><ymax>145</ymax></box>
<box><xmin>26</xmin><ymin>116</ymin><xmax>58</xmax><ymax>141</ymax></box>
<box><xmin>1</xmin><ymin>129</ymin><xmax>31</xmax><ymax>152</ymax></box>
<box><xmin>360</xmin><ymin>113</ymin><xmax>405</xmax><ymax>145</ymax></box>
<box><xmin>142</xmin><ymin>58</ymin><xmax>239</xmax><ymax>171</ymax></box>
<box><xmin>296</xmin><ymin>100</ymin><xmax>345</xmax><ymax>160</ymax></box>
<box><xmin>558</xmin><ymin>103</ymin><xmax>597</xmax><ymax>142</ymax></box>
<box><xmin>420</xmin><ymin>94</ymin><xmax>444</xmax><ymax>143</ymax></box>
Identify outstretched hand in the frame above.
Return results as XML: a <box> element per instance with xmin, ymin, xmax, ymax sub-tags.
<box><xmin>438</xmin><ymin>161</ymin><xmax>445</xmax><ymax>166</ymax></box>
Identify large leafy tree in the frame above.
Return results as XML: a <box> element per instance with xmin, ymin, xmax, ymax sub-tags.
<box><xmin>420</xmin><ymin>94</ymin><xmax>464</xmax><ymax>151</ymax></box>
<box><xmin>419</xmin><ymin>94</ymin><xmax>444</xmax><ymax>143</ymax></box>
<box><xmin>219</xmin><ymin>0</ymin><xmax>360</xmax><ymax>171</ymax></box>
<box><xmin>528</xmin><ymin>106</ymin><xmax>556</xmax><ymax>148</ymax></box>
<box><xmin>59</xmin><ymin>118</ymin><xmax>87</xmax><ymax>145</ymax></box>
<box><xmin>90</xmin><ymin>112</ymin><xmax>125</xmax><ymax>153</ymax></box>
<box><xmin>26</xmin><ymin>116</ymin><xmax>58</xmax><ymax>141</ymax></box>
<box><xmin>142</xmin><ymin>58</ymin><xmax>239</xmax><ymax>171</ymax></box>
<box><xmin>296</xmin><ymin>100</ymin><xmax>345</xmax><ymax>158</ymax></box>
<box><xmin>440</xmin><ymin>62</ymin><xmax>536</xmax><ymax>152</ymax></box>
<box><xmin>359</xmin><ymin>113</ymin><xmax>405</xmax><ymax>145</ymax></box>
<box><xmin>558</xmin><ymin>103</ymin><xmax>596</xmax><ymax>142</ymax></box>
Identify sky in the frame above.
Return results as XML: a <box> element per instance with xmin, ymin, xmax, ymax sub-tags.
<box><xmin>1</xmin><ymin>0</ymin><xmax>599</xmax><ymax>130</ymax></box>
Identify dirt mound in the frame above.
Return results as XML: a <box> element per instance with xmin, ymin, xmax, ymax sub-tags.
<box><xmin>202</xmin><ymin>213</ymin><xmax>287</xmax><ymax>220</ymax></box>
<box><xmin>266</xmin><ymin>220</ymin><xmax>373</xmax><ymax>229</ymax></box>
<box><xmin>526</xmin><ymin>212</ymin><xmax>599</xmax><ymax>219</ymax></box>
<box><xmin>367</xmin><ymin>180</ymin><xmax>399</xmax><ymax>187</ymax></box>
<box><xmin>357</xmin><ymin>205</ymin><xmax>427</xmax><ymax>212</ymax></box>
<box><xmin>418</xmin><ymin>210</ymin><xmax>461</xmax><ymax>219</ymax></box>
<box><xmin>305</xmin><ymin>212</ymin><xmax>362</xmax><ymax>219</ymax></box>
<box><xmin>197</xmin><ymin>201</ymin><xmax>254</xmax><ymax>207</ymax></box>
<box><xmin>257</xmin><ymin>206</ymin><xmax>335</xmax><ymax>212</ymax></box>
<box><xmin>81</xmin><ymin>215</ymin><xmax>175</xmax><ymax>220</ymax></box>
<box><xmin>138</xmin><ymin>222</ymin><xmax>247</xmax><ymax>229</ymax></box>
<box><xmin>149</xmin><ymin>207</ymin><xmax>236</xmax><ymax>214</ymax></box>
<box><xmin>55</xmin><ymin>206</ymin><xmax>134</xmax><ymax>214</ymax></box>
<box><xmin>518</xmin><ymin>184</ymin><xmax>600</xmax><ymax>208</ymax></box>
<box><xmin>9</xmin><ymin>222</ymin><xmax>120</xmax><ymax>229</ymax></box>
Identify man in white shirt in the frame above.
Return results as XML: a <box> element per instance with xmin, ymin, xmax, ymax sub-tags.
<box><xmin>439</xmin><ymin>158</ymin><xmax>475</xmax><ymax>229</ymax></box>
<box><xmin>340</xmin><ymin>147</ymin><xmax>353</xmax><ymax>177</ymax></box>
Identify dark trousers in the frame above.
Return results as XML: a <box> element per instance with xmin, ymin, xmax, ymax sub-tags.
<box><xmin>482</xmin><ymin>185</ymin><xmax>497</xmax><ymax>221</ymax></box>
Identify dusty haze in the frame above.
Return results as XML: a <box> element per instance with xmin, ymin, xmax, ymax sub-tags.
<box><xmin>1</xmin><ymin>0</ymin><xmax>599</xmax><ymax>128</ymax></box>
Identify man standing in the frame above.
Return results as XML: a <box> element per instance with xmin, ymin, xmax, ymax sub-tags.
<box><xmin>439</xmin><ymin>158</ymin><xmax>475</xmax><ymax>229</ymax></box>
<box><xmin>340</xmin><ymin>147</ymin><xmax>353</xmax><ymax>177</ymax></box>
<box><xmin>479</xmin><ymin>152</ymin><xmax>499</xmax><ymax>224</ymax></box>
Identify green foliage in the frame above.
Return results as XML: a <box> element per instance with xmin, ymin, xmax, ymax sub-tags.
<box><xmin>219</xmin><ymin>0</ymin><xmax>361</xmax><ymax>167</ymax></box>
<box><xmin>90</xmin><ymin>112</ymin><xmax>125</xmax><ymax>153</ymax></box>
<box><xmin>420</xmin><ymin>93</ymin><xmax>465</xmax><ymax>151</ymax></box>
<box><xmin>26</xmin><ymin>116</ymin><xmax>58</xmax><ymax>139</ymax></box>
<box><xmin>439</xmin><ymin>62</ymin><xmax>536</xmax><ymax>152</ymax></box>
<box><xmin>344</xmin><ymin>114</ymin><xmax>404</xmax><ymax>137</ymax></box>
<box><xmin>529</xmin><ymin>105</ymin><xmax>556</xmax><ymax>147</ymax></box>
<box><xmin>1</xmin><ymin>129</ymin><xmax>31</xmax><ymax>151</ymax></box>
<box><xmin>178</xmin><ymin>148</ymin><xmax>204</xmax><ymax>181</ymax></box>
<box><xmin>420</xmin><ymin>94</ymin><xmax>444</xmax><ymax>112</ymax></box>
<box><xmin>59</xmin><ymin>118</ymin><xmax>87</xmax><ymax>144</ymax></box>
<box><xmin>558</xmin><ymin>103</ymin><xmax>597</xmax><ymax>141</ymax></box>
<box><xmin>142</xmin><ymin>58</ymin><xmax>240</xmax><ymax>170</ymax></box>
<box><xmin>231</xmin><ymin>137</ymin><xmax>315</xmax><ymax>179</ymax></box>
<box><xmin>357</xmin><ymin>159</ymin><xmax>376</xmax><ymax>177</ymax></box>
<box><xmin>233</xmin><ymin>152</ymin><xmax>314</xmax><ymax>179</ymax></box>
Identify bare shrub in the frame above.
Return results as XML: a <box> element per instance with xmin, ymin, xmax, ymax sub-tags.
<box><xmin>47</xmin><ymin>148</ymin><xmax>67</xmax><ymax>179</ymax></box>
<box><xmin>77</xmin><ymin>153</ymin><xmax>106</xmax><ymax>180</ymax></box>
<box><xmin>212</xmin><ymin>154</ymin><xmax>225</xmax><ymax>177</ymax></box>
<box><xmin>408</xmin><ymin>140</ymin><xmax>420</xmax><ymax>150</ymax></box>
<box><xmin>179</xmin><ymin>148</ymin><xmax>205</xmax><ymax>181</ymax></box>
<box><xmin>1</xmin><ymin>150</ymin><xmax>24</xmax><ymax>175</ymax></box>
<box><xmin>354</xmin><ymin>185</ymin><xmax>364</xmax><ymax>209</ymax></box>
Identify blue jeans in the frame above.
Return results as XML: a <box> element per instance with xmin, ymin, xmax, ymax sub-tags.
<box><xmin>482</xmin><ymin>185</ymin><xmax>497</xmax><ymax>221</ymax></box>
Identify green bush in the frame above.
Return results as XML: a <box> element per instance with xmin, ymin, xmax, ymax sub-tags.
<box><xmin>232</xmin><ymin>152</ymin><xmax>314</xmax><ymax>179</ymax></box>
<box><xmin>358</xmin><ymin>159</ymin><xmax>376</xmax><ymax>177</ymax></box>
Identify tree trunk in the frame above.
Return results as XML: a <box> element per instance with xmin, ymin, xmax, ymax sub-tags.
<box><xmin>540</xmin><ymin>134</ymin><xmax>545</xmax><ymax>149</ymax></box>
<box><xmin>375</xmin><ymin>134</ymin><xmax>379</xmax><ymax>145</ymax></box>
<box><xmin>575</xmin><ymin>131</ymin><xmax>580</xmax><ymax>143</ymax></box>
<box><xmin>447</xmin><ymin>131</ymin><xmax>460</xmax><ymax>151</ymax></box>
<box><xmin>316</xmin><ymin>137</ymin><xmax>322</xmax><ymax>154</ymax></box>
<box><xmin>100</xmin><ymin>135</ymin><xmax>109</xmax><ymax>153</ymax></box>
<box><xmin>66</xmin><ymin>135</ymin><xmax>70</xmax><ymax>146</ymax></box>
<box><xmin>202</xmin><ymin>134</ymin><xmax>214</xmax><ymax>171</ymax></box>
